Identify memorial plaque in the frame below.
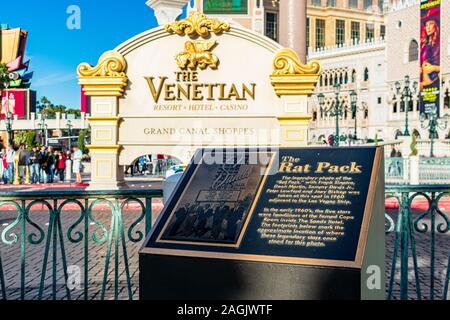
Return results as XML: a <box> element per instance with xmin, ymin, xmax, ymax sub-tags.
<box><xmin>140</xmin><ymin>147</ymin><xmax>385</xmax><ymax>300</ymax></box>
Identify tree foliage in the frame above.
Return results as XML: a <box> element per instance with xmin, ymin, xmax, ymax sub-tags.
<box><xmin>38</xmin><ymin>96</ymin><xmax>81</xmax><ymax>118</ymax></box>
<box><xmin>13</xmin><ymin>131</ymin><xmax>37</xmax><ymax>150</ymax></box>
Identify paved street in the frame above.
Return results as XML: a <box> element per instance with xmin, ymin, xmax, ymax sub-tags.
<box><xmin>0</xmin><ymin>202</ymin><xmax>448</xmax><ymax>300</ymax></box>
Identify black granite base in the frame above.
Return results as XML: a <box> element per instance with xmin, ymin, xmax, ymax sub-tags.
<box><xmin>139</xmin><ymin>253</ymin><xmax>361</xmax><ymax>300</ymax></box>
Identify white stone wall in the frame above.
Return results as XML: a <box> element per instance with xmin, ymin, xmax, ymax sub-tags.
<box><xmin>308</xmin><ymin>39</ymin><xmax>388</xmax><ymax>142</ymax></box>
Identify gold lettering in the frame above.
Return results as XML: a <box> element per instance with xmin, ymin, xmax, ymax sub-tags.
<box><xmin>192</xmin><ymin>84</ymin><xmax>204</xmax><ymax>100</ymax></box>
<box><xmin>146</xmin><ymin>76</ymin><xmax>168</xmax><ymax>103</ymax></box>
<box><xmin>165</xmin><ymin>84</ymin><xmax>176</xmax><ymax>100</ymax></box>
<box><xmin>177</xmin><ymin>84</ymin><xmax>191</xmax><ymax>100</ymax></box>
<box><xmin>242</xmin><ymin>83</ymin><xmax>256</xmax><ymax>100</ymax></box>
<box><xmin>227</xmin><ymin>84</ymin><xmax>242</xmax><ymax>100</ymax></box>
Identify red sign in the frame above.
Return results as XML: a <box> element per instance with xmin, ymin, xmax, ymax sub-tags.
<box><xmin>420</xmin><ymin>0</ymin><xmax>441</xmax><ymax>115</ymax></box>
<box><xmin>1</xmin><ymin>90</ymin><xmax>26</xmax><ymax>119</ymax></box>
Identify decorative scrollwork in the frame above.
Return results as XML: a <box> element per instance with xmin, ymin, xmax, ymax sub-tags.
<box><xmin>88</xmin><ymin>200</ymin><xmax>113</xmax><ymax>244</ymax></box>
<box><xmin>165</xmin><ymin>12</ymin><xmax>230</xmax><ymax>38</ymax></box>
<box><xmin>120</xmin><ymin>199</ymin><xmax>146</xmax><ymax>243</ymax></box>
<box><xmin>25</xmin><ymin>201</ymin><xmax>52</xmax><ymax>245</ymax></box>
<box><xmin>60</xmin><ymin>200</ymin><xmax>86</xmax><ymax>244</ymax></box>
<box><xmin>272</xmin><ymin>48</ymin><xmax>321</xmax><ymax>76</ymax></box>
<box><xmin>77</xmin><ymin>51</ymin><xmax>127</xmax><ymax>77</ymax></box>
<box><xmin>0</xmin><ymin>202</ymin><xmax>22</xmax><ymax>246</ymax></box>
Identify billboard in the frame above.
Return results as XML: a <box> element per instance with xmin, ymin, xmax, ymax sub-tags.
<box><xmin>420</xmin><ymin>0</ymin><xmax>441</xmax><ymax>115</ymax></box>
<box><xmin>0</xmin><ymin>89</ymin><xmax>35</xmax><ymax>119</ymax></box>
<box><xmin>203</xmin><ymin>0</ymin><xmax>248</xmax><ymax>14</ymax></box>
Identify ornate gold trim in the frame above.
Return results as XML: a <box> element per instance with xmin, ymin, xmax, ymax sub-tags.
<box><xmin>270</xmin><ymin>48</ymin><xmax>322</xmax><ymax>96</ymax></box>
<box><xmin>86</xmin><ymin>145</ymin><xmax>122</xmax><ymax>154</ymax></box>
<box><xmin>77</xmin><ymin>51</ymin><xmax>127</xmax><ymax>77</ymax></box>
<box><xmin>78</xmin><ymin>51</ymin><xmax>128</xmax><ymax>97</ymax></box>
<box><xmin>277</xmin><ymin>116</ymin><xmax>311</xmax><ymax>122</ymax></box>
<box><xmin>176</xmin><ymin>40</ymin><xmax>219</xmax><ymax>70</ymax></box>
<box><xmin>164</xmin><ymin>12</ymin><xmax>230</xmax><ymax>38</ymax></box>
<box><xmin>88</xmin><ymin>116</ymin><xmax>121</xmax><ymax>126</ymax></box>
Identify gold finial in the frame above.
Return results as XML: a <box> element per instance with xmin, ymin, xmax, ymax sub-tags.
<box><xmin>77</xmin><ymin>51</ymin><xmax>127</xmax><ymax>77</ymax></box>
<box><xmin>272</xmin><ymin>48</ymin><xmax>321</xmax><ymax>76</ymax></box>
<box><xmin>165</xmin><ymin>12</ymin><xmax>230</xmax><ymax>38</ymax></box>
<box><xmin>270</xmin><ymin>48</ymin><xmax>322</xmax><ymax>96</ymax></box>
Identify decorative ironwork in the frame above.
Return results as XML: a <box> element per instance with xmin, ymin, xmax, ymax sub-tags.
<box><xmin>385</xmin><ymin>185</ymin><xmax>450</xmax><ymax>300</ymax></box>
<box><xmin>1</xmin><ymin>186</ymin><xmax>449</xmax><ymax>300</ymax></box>
<box><xmin>0</xmin><ymin>189</ymin><xmax>163</xmax><ymax>300</ymax></box>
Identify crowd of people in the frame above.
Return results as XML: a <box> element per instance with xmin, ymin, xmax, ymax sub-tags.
<box><xmin>0</xmin><ymin>145</ymin><xmax>84</xmax><ymax>185</ymax></box>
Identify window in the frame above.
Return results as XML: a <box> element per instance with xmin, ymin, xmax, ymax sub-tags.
<box><xmin>265</xmin><ymin>12</ymin><xmax>278</xmax><ymax>42</ymax></box>
<box><xmin>327</xmin><ymin>0</ymin><xmax>336</xmax><ymax>6</ymax></box>
<box><xmin>336</xmin><ymin>20</ymin><xmax>345</xmax><ymax>46</ymax></box>
<box><xmin>445</xmin><ymin>90</ymin><xmax>450</xmax><ymax>109</ymax></box>
<box><xmin>351</xmin><ymin>69</ymin><xmax>357</xmax><ymax>83</ymax></box>
<box><xmin>408</xmin><ymin>40</ymin><xmax>419</xmax><ymax>62</ymax></box>
<box><xmin>408</xmin><ymin>100</ymin><xmax>413</xmax><ymax>111</ymax></box>
<box><xmin>364</xmin><ymin>0</ymin><xmax>372</xmax><ymax>10</ymax></box>
<box><xmin>393</xmin><ymin>101</ymin><xmax>398</xmax><ymax>113</ymax></box>
<box><xmin>378</xmin><ymin>0</ymin><xmax>384</xmax><ymax>11</ymax></box>
<box><xmin>366</xmin><ymin>23</ymin><xmax>374</xmax><ymax>41</ymax></box>
<box><xmin>380</xmin><ymin>25</ymin><xmax>386</xmax><ymax>38</ymax></box>
<box><xmin>312</xmin><ymin>0</ymin><xmax>322</xmax><ymax>6</ymax></box>
<box><xmin>378</xmin><ymin>97</ymin><xmax>382</xmax><ymax>104</ymax></box>
<box><xmin>315</xmin><ymin>19</ymin><xmax>326</xmax><ymax>49</ymax></box>
<box><xmin>400</xmin><ymin>99</ymin><xmax>405</xmax><ymax>112</ymax></box>
<box><xmin>351</xmin><ymin>21</ymin><xmax>360</xmax><ymax>42</ymax></box>
<box><xmin>364</xmin><ymin>67</ymin><xmax>369</xmax><ymax>81</ymax></box>
<box><xmin>349</xmin><ymin>0</ymin><xmax>359</xmax><ymax>9</ymax></box>
<box><xmin>313</xmin><ymin>111</ymin><xmax>318</xmax><ymax>121</ymax></box>
<box><xmin>306</xmin><ymin>18</ymin><xmax>310</xmax><ymax>49</ymax></box>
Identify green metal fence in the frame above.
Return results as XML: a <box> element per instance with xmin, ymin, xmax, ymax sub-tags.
<box><xmin>0</xmin><ymin>189</ymin><xmax>163</xmax><ymax>300</ymax></box>
<box><xmin>385</xmin><ymin>185</ymin><xmax>449</xmax><ymax>300</ymax></box>
<box><xmin>0</xmin><ymin>186</ymin><xmax>449</xmax><ymax>300</ymax></box>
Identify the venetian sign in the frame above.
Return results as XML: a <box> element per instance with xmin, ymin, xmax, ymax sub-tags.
<box><xmin>77</xmin><ymin>11</ymin><xmax>321</xmax><ymax>187</ymax></box>
<box><xmin>113</xmin><ymin>13</ymin><xmax>287</xmax><ymax>163</ymax></box>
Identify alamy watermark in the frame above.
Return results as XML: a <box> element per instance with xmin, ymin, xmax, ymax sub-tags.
<box><xmin>67</xmin><ymin>5</ymin><xmax>81</xmax><ymax>30</ymax></box>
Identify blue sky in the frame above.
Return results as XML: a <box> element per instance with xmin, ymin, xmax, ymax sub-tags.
<box><xmin>1</xmin><ymin>0</ymin><xmax>191</xmax><ymax>109</ymax></box>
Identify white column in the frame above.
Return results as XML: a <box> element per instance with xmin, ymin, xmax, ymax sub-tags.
<box><xmin>146</xmin><ymin>0</ymin><xmax>191</xmax><ymax>25</ymax></box>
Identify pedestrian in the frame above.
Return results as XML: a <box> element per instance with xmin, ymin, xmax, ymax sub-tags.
<box><xmin>44</xmin><ymin>147</ymin><xmax>55</xmax><ymax>184</ymax></box>
<box><xmin>65</xmin><ymin>150</ymin><xmax>72</xmax><ymax>181</ymax></box>
<box><xmin>0</xmin><ymin>148</ymin><xmax>7</xmax><ymax>184</ymax></box>
<box><xmin>29</xmin><ymin>146</ymin><xmax>41</xmax><ymax>184</ymax></box>
<box><xmin>56</xmin><ymin>151</ymin><xmax>66</xmax><ymax>183</ymax></box>
<box><xmin>18</xmin><ymin>144</ymin><xmax>30</xmax><ymax>184</ymax></box>
<box><xmin>39</xmin><ymin>146</ymin><xmax>48</xmax><ymax>183</ymax></box>
<box><xmin>6</xmin><ymin>145</ymin><xmax>15</xmax><ymax>184</ymax></box>
<box><xmin>72</xmin><ymin>146</ymin><xmax>83</xmax><ymax>184</ymax></box>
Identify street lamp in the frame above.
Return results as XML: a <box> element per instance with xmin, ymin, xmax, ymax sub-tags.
<box><xmin>420</xmin><ymin>106</ymin><xmax>449</xmax><ymax>158</ymax></box>
<box><xmin>37</xmin><ymin>114</ymin><xmax>48</xmax><ymax>146</ymax></box>
<box><xmin>67</xmin><ymin>120</ymin><xmax>73</xmax><ymax>150</ymax></box>
<box><xmin>395</xmin><ymin>75</ymin><xmax>418</xmax><ymax>137</ymax></box>
<box><xmin>349</xmin><ymin>90</ymin><xmax>366</xmax><ymax>144</ymax></box>
<box><xmin>318</xmin><ymin>83</ymin><xmax>346</xmax><ymax>146</ymax></box>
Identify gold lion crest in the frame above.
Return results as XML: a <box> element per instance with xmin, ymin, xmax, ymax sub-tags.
<box><xmin>176</xmin><ymin>40</ymin><xmax>219</xmax><ymax>70</ymax></box>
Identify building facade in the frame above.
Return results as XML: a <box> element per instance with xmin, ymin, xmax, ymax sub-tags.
<box><xmin>308</xmin><ymin>38</ymin><xmax>387</xmax><ymax>143</ymax></box>
<box><xmin>386</xmin><ymin>0</ymin><xmax>450</xmax><ymax>141</ymax></box>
